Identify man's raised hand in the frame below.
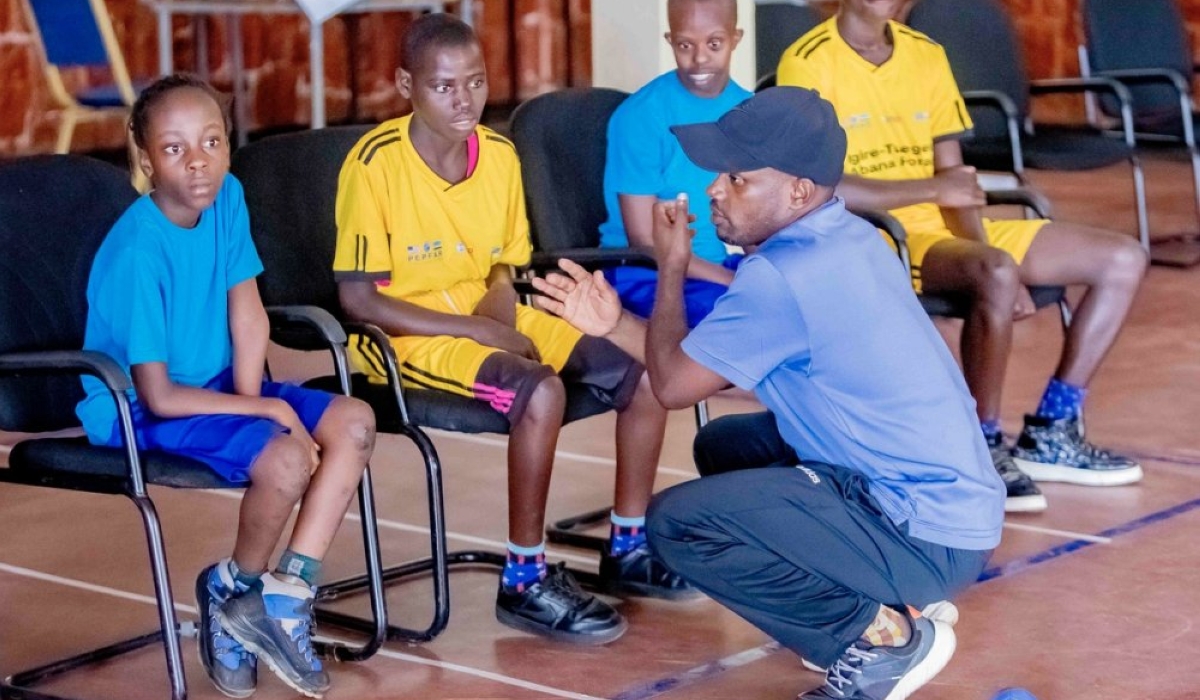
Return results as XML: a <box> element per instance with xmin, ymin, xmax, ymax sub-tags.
<box><xmin>531</xmin><ymin>258</ymin><xmax>623</xmax><ymax>337</ymax></box>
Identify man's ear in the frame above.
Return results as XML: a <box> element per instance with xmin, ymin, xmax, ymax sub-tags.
<box><xmin>791</xmin><ymin>176</ymin><xmax>817</xmax><ymax>210</ymax></box>
<box><xmin>396</xmin><ymin>67</ymin><xmax>413</xmax><ymax>100</ymax></box>
<box><xmin>731</xmin><ymin>27</ymin><xmax>745</xmax><ymax>49</ymax></box>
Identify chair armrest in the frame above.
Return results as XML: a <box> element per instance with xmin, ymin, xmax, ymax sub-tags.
<box><xmin>341</xmin><ymin>321</ymin><xmax>413</xmax><ymax>424</ymax></box>
<box><xmin>986</xmin><ymin>188</ymin><xmax>1052</xmax><ymax>219</ymax></box>
<box><xmin>267</xmin><ymin>305</ymin><xmax>348</xmax><ymax>348</ymax></box>
<box><xmin>0</xmin><ymin>349</ymin><xmax>131</xmax><ymax>392</ymax></box>
<box><xmin>1092</xmin><ymin>67</ymin><xmax>1191</xmax><ymax>94</ymax></box>
<box><xmin>529</xmin><ymin>246</ymin><xmax>657</xmax><ymax>271</ymax></box>
<box><xmin>962</xmin><ymin>89</ymin><xmax>1021</xmax><ymax>121</ymax></box>
<box><xmin>1029</xmin><ymin>77</ymin><xmax>1136</xmax><ymax>147</ymax></box>
<box><xmin>851</xmin><ymin>207</ymin><xmax>912</xmax><ymax>272</ymax></box>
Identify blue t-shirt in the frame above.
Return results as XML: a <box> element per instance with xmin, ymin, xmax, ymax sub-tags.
<box><xmin>76</xmin><ymin>174</ymin><xmax>264</xmax><ymax>443</ymax></box>
<box><xmin>681</xmin><ymin>198</ymin><xmax>1004</xmax><ymax>551</ymax></box>
<box><xmin>599</xmin><ymin>72</ymin><xmax>752</xmax><ymax>264</ymax></box>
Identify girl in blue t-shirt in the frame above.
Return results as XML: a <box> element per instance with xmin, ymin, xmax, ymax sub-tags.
<box><xmin>79</xmin><ymin>74</ymin><xmax>374</xmax><ymax>699</ymax></box>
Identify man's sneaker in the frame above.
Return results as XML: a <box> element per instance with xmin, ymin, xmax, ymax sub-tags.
<box><xmin>1011</xmin><ymin>414</ymin><xmax>1143</xmax><ymax>486</ymax></box>
<box><xmin>987</xmin><ymin>434</ymin><xmax>1047</xmax><ymax>513</ymax></box>
<box><xmin>799</xmin><ymin>615</ymin><xmax>956</xmax><ymax>700</ymax></box>
<box><xmin>800</xmin><ymin>601</ymin><xmax>959</xmax><ymax>674</ymax></box>
<box><xmin>599</xmin><ymin>543</ymin><xmax>702</xmax><ymax>601</ymax></box>
<box><xmin>196</xmin><ymin>562</ymin><xmax>257</xmax><ymax>698</ymax></box>
<box><xmin>217</xmin><ymin>574</ymin><xmax>329</xmax><ymax>699</ymax></box>
<box><xmin>496</xmin><ymin>563</ymin><xmax>628</xmax><ymax>645</ymax></box>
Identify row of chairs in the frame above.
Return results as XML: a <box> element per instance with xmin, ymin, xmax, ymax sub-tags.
<box><xmin>756</xmin><ymin>0</ymin><xmax>1200</xmax><ymax>264</ymax></box>
<box><xmin>0</xmin><ymin>86</ymin><xmax>1073</xmax><ymax>700</ymax></box>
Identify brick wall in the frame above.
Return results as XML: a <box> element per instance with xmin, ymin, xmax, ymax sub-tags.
<box><xmin>2</xmin><ymin>0</ymin><xmax>1198</xmax><ymax>155</ymax></box>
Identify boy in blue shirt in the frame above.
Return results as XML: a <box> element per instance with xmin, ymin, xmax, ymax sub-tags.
<box><xmin>78</xmin><ymin>74</ymin><xmax>375</xmax><ymax>699</ymax></box>
<box><xmin>535</xmin><ymin>88</ymin><xmax>1002</xmax><ymax>700</ymax></box>
<box><xmin>599</xmin><ymin>0</ymin><xmax>751</xmax><ymax>327</ymax></box>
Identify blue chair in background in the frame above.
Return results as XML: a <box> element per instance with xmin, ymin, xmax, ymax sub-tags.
<box><xmin>24</xmin><ymin>0</ymin><xmax>144</xmax><ymax>154</ymax></box>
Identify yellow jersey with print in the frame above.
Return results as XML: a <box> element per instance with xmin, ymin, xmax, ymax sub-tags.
<box><xmin>333</xmin><ymin>114</ymin><xmax>532</xmax><ymax>309</ymax></box>
<box><xmin>777</xmin><ymin>18</ymin><xmax>973</xmax><ymax>234</ymax></box>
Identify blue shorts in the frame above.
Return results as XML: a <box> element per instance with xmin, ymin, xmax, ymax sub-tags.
<box><xmin>606</xmin><ymin>254</ymin><xmax>743</xmax><ymax>329</ymax></box>
<box><xmin>99</xmin><ymin>369</ymin><xmax>335</xmax><ymax>485</ymax></box>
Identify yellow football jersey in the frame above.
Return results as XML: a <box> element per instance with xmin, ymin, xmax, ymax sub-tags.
<box><xmin>778</xmin><ymin>18</ymin><xmax>972</xmax><ymax>234</ymax></box>
<box><xmin>333</xmin><ymin>114</ymin><xmax>533</xmax><ymax>307</ymax></box>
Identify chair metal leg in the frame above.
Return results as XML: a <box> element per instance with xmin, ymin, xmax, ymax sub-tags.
<box><xmin>0</xmin><ymin>493</ymin><xmax>188</xmax><ymax>700</ymax></box>
<box><xmin>1130</xmin><ymin>154</ymin><xmax>1150</xmax><ymax>252</ymax></box>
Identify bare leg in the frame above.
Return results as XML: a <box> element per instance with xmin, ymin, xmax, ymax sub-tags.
<box><xmin>920</xmin><ymin>239</ymin><xmax>1022</xmax><ymax>423</ymax></box>
<box><xmin>507</xmin><ymin>374</ymin><xmax>567</xmax><ymax>547</ymax></box>
<box><xmin>1017</xmin><ymin>223</ymin><xmax>1147</xmax><ymax>386</ymax></box>
<box><xmin>613</xmin><ymin>371</ymin><xmax>667</xmax><ymax>518</ymax></box>
<box><xmin>233</xmin><ymin>435</ymin><xmax>313</xmax><ymax>573</ymax></box>
<box><xmin>287</xmin><ymin>396</ymin><xmax>375</xmax><ymax>559</ymax></box>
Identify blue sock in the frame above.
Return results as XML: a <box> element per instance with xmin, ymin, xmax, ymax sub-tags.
<box><xmin>228</xmin><ymin>558</ymin><xmax>263</xmax><ymax>589</ymax></box>
<box><xmin>980</xmin><ymin>419</ymin><xmax>1002</xmax><ymax>443</ymax></box>
<box><xmin>274</xmin><ymin>549</ymin><xmax>322</xmax><ymax>587</ymax></box>
<box><xmin>502</xmin><ymin>541</ymin><xmax>546</xmax><ymax>592</ymax></box>
<box><xmin>609</xmin><ymin>512</ymin><xmax>647</xmax><ymax>556</ymax></box>
<box><xmin>1036</xmin><ymin>378</ymin><xmax>1086</xmax><ymax>420</ymax></box>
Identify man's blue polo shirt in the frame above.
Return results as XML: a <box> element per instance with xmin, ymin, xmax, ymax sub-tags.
<box><xmin>681</xmin><ymin>198</ymin><xmax>1004</xmax><ymax>550</ymax></box>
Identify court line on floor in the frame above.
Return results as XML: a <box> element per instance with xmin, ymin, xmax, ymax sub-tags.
<box><xmin>609</xmin><ymin>642</ymin><xmax>783</xmax><ymax>700</ymax></box>
<box><xmin>999</xmin><ymin>521</ymin><xmax>1111</xmax><ymax>543</ymax></box>
<box><xmin>0</xmin><ymin>563</ymin><xmax>604</xmax><ymax>700</ymax></box>
<box><xmin>425</xmin><ymin>429</ymin><xmax>697</xmax><ymax>479</ymax></box>
<box><xmin>200</xmin><ymin>489</ymin><xmax>598</xmax><ymax>566</ymax></box>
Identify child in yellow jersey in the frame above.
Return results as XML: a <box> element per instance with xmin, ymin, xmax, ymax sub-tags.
<box><xmin>333</xmin><ymin>13</ymin><xmax>695</xmax><ymax>646</ymax></box>
<box><xmin>777</xmin><ymin>0</ymin><xmax>1147</xmax><ymax>514</ymax></box>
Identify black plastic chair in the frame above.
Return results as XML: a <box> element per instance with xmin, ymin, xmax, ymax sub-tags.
<box><xmin>0</xmin><ymin>155</ymin><xmax>386</xmax><ymax>700</ymax></box>
<box><xmin>1080</xmin><ymin>0</ymin><xmax>1200</xmax><ymax>265</ymax></box>
<box><xmin>510</xmin><ymin>87</ymin><xmax>716</xmax><ymax>550</ymax></box>
<box><xmin>231</xmin><ymin>125</ymin><xmax>623</xmax><ymax>641</ymax></box>
<box><xmin>755</xmin><ymin>2</ymin><xmax>824</xmax><ymax>85</ymax></box>
<box><xmin>906</xmin><ymin>0</ymin><xmax>1149</xmax><ymax>251</ymax></box>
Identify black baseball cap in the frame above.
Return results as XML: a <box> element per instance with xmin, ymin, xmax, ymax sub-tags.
<box><xmin>669</xmin><ymin>86</ymin><xmax>847</xmax><ymax>186</ymax></box>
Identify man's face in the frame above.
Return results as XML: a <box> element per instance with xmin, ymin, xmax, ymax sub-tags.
<box><xmin>398</xmin><ymin>41</ymin><xmax>488</xmax><ymax>143</ymax></box>
<box><xmin>665</xmin><ymin>0</ymin><xmax>742</xmax><ymax>98</ymax></box>
<box><xmin>840</xmin><ymin>0</ymin><xmax>905</xmax><ymax>23</ymax></box>
<box><xmin>706</xmin><ymin>167</ymin><xmax>799</xmax><ymax>247</ymax></box>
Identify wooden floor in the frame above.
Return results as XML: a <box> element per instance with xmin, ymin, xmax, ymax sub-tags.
<box><xmin>3</xmin><ymin>153</ymin><xmax>1200</xmax><ymax>700</ymax></box>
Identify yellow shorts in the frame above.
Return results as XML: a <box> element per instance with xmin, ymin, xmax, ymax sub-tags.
<box><xmin>350</xmin><ymin>281</ymin><xmax>640</xmax><ymax>424</ymax></box>
<box><xmin>894</xmin><ymin>218</ymin><xmax>1049</xmax><ymax>293</ymax></box>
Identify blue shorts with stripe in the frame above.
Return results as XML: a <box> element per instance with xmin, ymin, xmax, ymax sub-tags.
<box><xmin>96</xmin><ymin>368</ymin><xmax>335</xmax><ymax>484</ymax></box>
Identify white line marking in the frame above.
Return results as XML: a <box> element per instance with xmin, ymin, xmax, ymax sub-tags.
<box><xmin>425</xmin><ymin>429</ymin><xmax>697</xmax><ymax>479</ymax></box>
<box><xmin>199</xmin><ymin>490</ymin><xmax>598</xmax><ymax>566</ymax></box>
<box><xmin>0</xmin><ymin>561</ymin><xmax>603</xmax><ymax>700</ymax></box>
<box><xmin>1002</xmin><ymin>521</ymin><xmax>1112</xmax><ymax>543</ymax></box>
<box><xmin>0</xmin><ymin>561</ymin><xmax>197</xmax><ymax>615</ymax></box>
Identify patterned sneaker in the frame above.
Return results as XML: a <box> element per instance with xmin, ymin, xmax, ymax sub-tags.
<box><xmin>496</xmin><ymin>563</ymin><xmax>628</xmax><ymax>645</ymax></box>
<box><xmin>799</xmin><ymin>615</ymin><xmax>956</xmax><ymax>700</ymax></box>
<box><xmin>1011</xmin><ymin>414</ymin><xmax>1143</xmax><ymax>486</ymax></box>
<box><xmin>196</xmin><ymin>562</ymin><xmax>257</xmax><ymax>698</ymax></box>
<box><xmin>800</xmin><ymin>602</ymin><xmax>959</xmax><ymax>674</ymax></box>
<box><xmin>987</xmin><ymin>434</ymin><xmax>1047</xmax><ymax>513</ymax></box>
<box><xmin>599</xmin><ymin>543</ymin><xmax>702</xmax><ymax>601</ymax></box>
<box><xmin>217</xmin><ymin>574</ymin><xmax>329</xmax><ymax>698</ymax></box>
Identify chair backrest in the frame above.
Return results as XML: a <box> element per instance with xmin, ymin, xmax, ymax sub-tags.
<box><xmin>0</xmin><ymin>155</ymin><xmax>138</xmax><ymax>432</ymax></box>
<box><xmin>509</xmin><ymin>88</ymin><xmax>628</xmax><ymax>253</ymax></box>
<box><xmin>906</xmin><ymin>0</ymin><xmax>1031</xmax><ymax>141</ymax></box>
<box><xmin>231</xmin><ymin>125</ymin><xmax>375</xmax><ymax>315</ymax></box>
<box><xmin>755</xmin><ymin>2</ymin><xmax>825</xmax><ymax>80</ymax></box>
<box><xmin>1083</xmin><ymin>0</ymin><xmax>1192</xmax><ymax>123</ymax></box>
<box><xmin>26</xmin><ymin>0</ymin><xmax>137</xmax><ymax>107</ymax></box>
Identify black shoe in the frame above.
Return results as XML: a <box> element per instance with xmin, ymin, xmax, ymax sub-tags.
<box><xmin>1012</xmin><ymin>414</ymin><xmax>1143</xmax><ymax>486</ymax></box>
<box><xmin>987</xmin><ymin>433</ymin><xmax>1047</xmax><ymax>513</ymax></box>
<box><xmin>495</xmin><ymin>564</ymin><xmax>627</xmax><ymax>645</ymax></box>
<box><xmin>196</xmin><ymin>563</ymin><xmax>257</xmax><ymax>698</ymax></box>
<box><xmin>600</xmin><ymin>543</ymin><xmax>702</xmax><ymax>601</ymax></box>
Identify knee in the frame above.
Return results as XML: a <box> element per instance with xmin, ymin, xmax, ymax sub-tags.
<box><xmin>524</xmin><ymin>373</ymin><xmax>566</xmax><ymax>420</ymax></box>
<box><xmin>332</xmin><ymin>396</ymin><xmax>376</xmax><ymax>455</ymax></box>
<box><xmin>255</xmin><ymin>435</ymin><xmax>312</xmax><ymax>500</ymax></box>
<box><xmin>1100</xmin><ymin>237</ymin><xmax>1148</xmax><ymax>289</ymax></box>
<box><xmin>967</xmin><ymin>250</ymin><xmax>1021</xmax><ymax>305</ymax></box>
